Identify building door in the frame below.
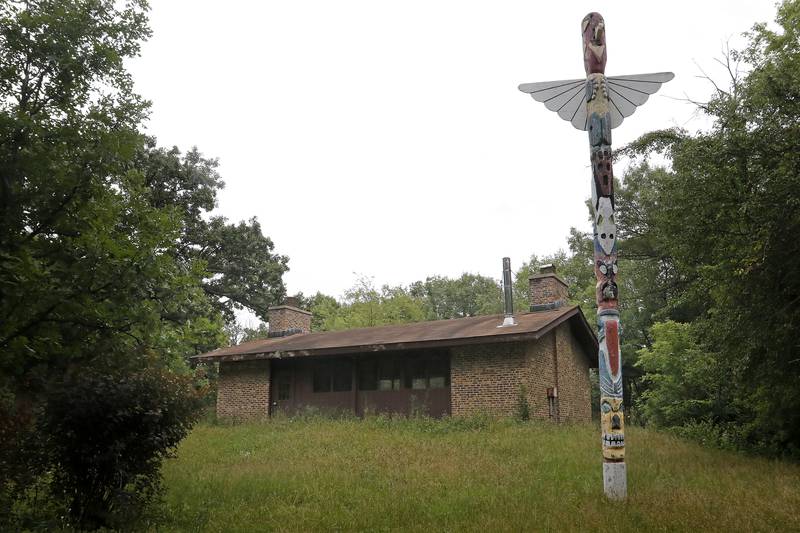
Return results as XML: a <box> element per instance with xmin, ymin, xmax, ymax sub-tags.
<box><xmin>272</xmin><ymin>368</ymin><xmax>293</xmax><ymax>415</ymax></box>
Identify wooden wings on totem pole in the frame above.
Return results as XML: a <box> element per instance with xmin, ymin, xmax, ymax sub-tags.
<box><xmin>518</xmin><ymin>13</ymin><xmax>673</xmax><ymax>131</ymax></box>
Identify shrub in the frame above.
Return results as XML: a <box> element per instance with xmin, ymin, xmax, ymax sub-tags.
<box><xmin>40</xmin><ymin>367</ymin><xmax>205</xmax><ymax>530</ymax></box>
<box><xmin>515</xmin><ymin>385</ymin><xmax>531</xmax><ymax>421</ymax></box>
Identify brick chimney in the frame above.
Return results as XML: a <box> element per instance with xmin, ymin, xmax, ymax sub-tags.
<box><xmin>529</xmin><ymin>264</ymin><xmax>569</xmax><ymax>311</ymax></box>
<box><xmin>267</xmin><ymin>297</ymin><xmax>312</xmax><ymax>337</ymax></box>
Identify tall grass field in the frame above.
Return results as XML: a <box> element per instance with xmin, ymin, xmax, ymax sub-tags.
<box><xmin>161</xmin><ymin>416</ymin><xmax>800</xmax><ymax>532</ymax></box>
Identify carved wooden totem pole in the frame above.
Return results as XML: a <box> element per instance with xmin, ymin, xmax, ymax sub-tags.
<box><xmin>518</xmin><ymin>12</ymin><xmax>673</xmax><ymax>499</ymax></box>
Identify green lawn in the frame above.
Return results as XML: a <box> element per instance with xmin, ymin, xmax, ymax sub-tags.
<box><xmin>161</xmin><ymin>416</ymin><xmax>800</xmax><ymax>532</ymax></box>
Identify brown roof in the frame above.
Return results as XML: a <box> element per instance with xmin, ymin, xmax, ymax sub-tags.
<box><xmin>193</xmin><ymin>305</ymin><xmax>598</xmax><ymax>366</ymax></box>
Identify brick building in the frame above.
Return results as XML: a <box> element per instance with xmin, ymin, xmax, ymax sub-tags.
<box><xmin>193</xmin><ymin>266</ymin><xmax>597</xmax><ymax>421</ymax></box>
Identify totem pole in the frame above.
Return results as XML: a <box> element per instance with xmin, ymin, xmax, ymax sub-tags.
<box><xmin>518</xmin><ymin>13</ymin><xmax>673</xmax><ymax>500</ymax></box>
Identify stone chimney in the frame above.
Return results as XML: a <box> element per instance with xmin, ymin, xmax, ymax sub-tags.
<box><xmin>267</xmin><ymin>297</ymin><xmax>312</xmax><ymax>337</ymax></box>
<box><xmin>529</xmin><ymin>264</ymin><xmax>569</xmax><ymax>311</ymax></box>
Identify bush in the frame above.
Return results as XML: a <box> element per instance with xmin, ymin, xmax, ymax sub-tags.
<box><xmin>671</xmin><ymin>419</ymin><xmax>745</xmax><ymax>452</ymax></box>
<box><xmin>0</xmin><ymin>396</ymin><xmax>49</xmax><ymax>529</ymax></box>
<box><xmin>515</xmin><ymin>385</ymin><xmax>531</xmax><ymax>421</ymax></box>
<box><xmin>40</xmin><ymin>367</ymin><xmax>205</xmax><ymax>530</ymax></box>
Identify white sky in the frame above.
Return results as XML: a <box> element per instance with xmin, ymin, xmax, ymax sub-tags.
<box><xmin>129</xmin><ymin>1</ymin><xmax>777</xmax><ymax>307</ymax></box>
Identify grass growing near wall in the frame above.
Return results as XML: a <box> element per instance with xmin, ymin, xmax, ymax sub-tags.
<box><xmin>162</xmin><ymin>416</ymin><xmax>800</xmax><ymax>532</ymax></box>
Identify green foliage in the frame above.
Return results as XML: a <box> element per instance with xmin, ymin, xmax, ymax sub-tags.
<box><xmin>514</xmin><ymin>384</ymin><xmax>531</xmax><ymax>421</ymax></box>
<box><xmin>295</xmin><ymin>255</ymin><xmax>604</xmax><ymax>337</ymax></box>
<box><xmin>224</xmin><ymin>321</ymin><xmax>270</xmax><ymax>345</ymax></box>
<box><xmin>300</xmin><ymin>273</ymin><xmax>503</xmax><ymax>333</ymax></box>
<box><xmin>636</xmin><ymin>321</ymin><xmax>737</xmax><ymax>428</ymax></box>
<box><xmin>137</xmin><ymin>142</ymin><xmax>289</xmax><ymax>324</ymax></box>
<box><xmin>616</xmin><ymin>0</ymin><xmax>800</xmax><ymax>456</ymax></box>
<box><xmin>409</xmin><ymin>273</ymin><xmax>502</xmax><ymax>319</ymax></box>
<box><xmin>39</xmin><ymin>368</ymin><xmax>204</xmax><ymax>530</ymax></box>
<box><xmin>300</xmin><ymin>277</ymin><xmax>426</xmax><ymax>331</ymax></box>
<box><xmin>0</xmin><ymin>0</ymin><xmax>286</xmax><ymax>528</ymax></box>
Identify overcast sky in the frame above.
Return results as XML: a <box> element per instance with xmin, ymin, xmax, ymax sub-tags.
<box><xmin>129</xmin><ymin>1</ymin><xmax>777</xmax><ymax>311</ymax></box>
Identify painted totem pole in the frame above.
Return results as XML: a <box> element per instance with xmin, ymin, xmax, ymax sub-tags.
<box><xmin>518</xmin><ymin>13</ymin><xmax>673</xmax><ymax>500</ymax></box>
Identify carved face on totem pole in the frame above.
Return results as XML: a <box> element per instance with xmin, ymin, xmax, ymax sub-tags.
<box><xmin>595</xmin><ymin>197</ymin><xmax>616</xmax><ymax>255</ymax></box>
<box><xmin>591</xmin><ymin>147</ymin><xmax>614</xmax><ymax>206</ymax></box>
<box><xmin>582</xmin><ymin>12</ymin><xmax>606</xmax><ymax>75</ymax></box>
<box><xmin>596</xmin><ymin>257</ymin><xmax>619</xmax><ymax>307</ymax></box>
<box><xmin>601</xmin><ymin>397</ymin><xmax>625</xmax><ymax>460</ymax></box>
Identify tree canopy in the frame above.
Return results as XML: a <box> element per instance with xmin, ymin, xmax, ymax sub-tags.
<box><xmin>0</xmin><ymin>0</ymin><xmax>288</xmax><ymax>527</ymax></box>
<box><xmin>615</xmin><ymin>0</ymin><xmax>800</xmax><ymax>455</ymax></box>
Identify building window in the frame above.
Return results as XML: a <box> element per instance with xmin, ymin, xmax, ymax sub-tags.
<box><xmin>332</xmin><ymin>364</ymin><xmax>352</xmax><ymax>392</ymax></box>
<box><xmin>428</xmin><ymin>356</ymin><xmax>449</xmax><ymax>389</ymax></box>
<box><xmin>377</xmin><ymin>358</ymin><xmax>401</xmax><ymax>391</ymax></box>
<box><xmin>357</xmin><ymin>353</ymin><xmax>450</xmax><ymax>391</ymax></box>
<box><xmin>406</xmin><ymin>358</ymin><xmax>427</xmax><ymax>390</ymax></box>
<box><xmin>277</xmin><ymin>381</ymin><xmax>291</xmax><ymax>401</ymax></box>
<box><xmin>313</xmin><ymin>365</ymin><xmax>332</xmax><ymax>393</ymax></box>
<box><xmin>403</xmin><ymin>354</ymin><xmax>450</xmax><ymax>390</ymax></box>
<box><xmin>358</xmin><ymin>359</ymin><xmax>377</xmax><ymax>391</ymax></box>
<box><xmin>313</xmin><ymin>361</ymin><xmax>352</xmax><ymax>393</ymax></box>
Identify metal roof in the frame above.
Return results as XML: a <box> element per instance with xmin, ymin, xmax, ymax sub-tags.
<box><xmin>192</xmin><ymin>305</ymin><xmax>598</xmax><ymax>365</ymax></box>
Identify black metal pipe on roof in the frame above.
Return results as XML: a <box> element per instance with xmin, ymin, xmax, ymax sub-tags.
<box><xmin>502</xmin><ymin>257</ymin><xmax>514</xmax><ymax>317</ymax></box>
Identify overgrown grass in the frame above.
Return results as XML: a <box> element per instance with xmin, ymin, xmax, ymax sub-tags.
<box><xmin>161</xmin><ymin>416</ymin><xmax>800</xmax><ymax>532</ymax></box>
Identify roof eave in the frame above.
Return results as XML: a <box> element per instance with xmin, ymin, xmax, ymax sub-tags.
<box><xmin>192</xmin><ymin>328</ymin><xmax>550</xmax><ymax>364</ymax></box>
<box><xmin>191</xmin><ymin>306</ymin><xmax>599</xmax><ymax>366</ymax></box>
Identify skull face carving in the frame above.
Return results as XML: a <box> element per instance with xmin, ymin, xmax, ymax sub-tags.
<box><xmin>596</xmin><ymin>257</ymin><xmax>619</xmax><ymax>306</ymax></box>
<box><xmin>595</xmin><ymin>197</ymin><xmax>616</xmax><ymax>255</ymax></box>
<box><xmin>601</xmin><ymin>397</ymin><xmax>625</xmax><ymax>460</ymax></box>
<box><xmin>597</xmin><ymin>259</ymin><xmax>618</xmax><ymax>277</ymax></box>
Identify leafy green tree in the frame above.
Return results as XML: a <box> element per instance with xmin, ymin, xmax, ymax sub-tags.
<box><xmin>224</xmin><ymin>320</ymin><xmax>270</xmax><ymax>345</ymax></box>
<box><xmin>297</xmin><ymin>292</ymin><xmax>342</xmax><ymax>332</ymax></box>
<box><xmin>636</xmin><ymin>321</ymin><xmax>737</xmax><ymax>427</ymax></box>
<box><xmin>137</xmin><ymin>142</ymin><xmax>288</xmax><ymax>324</ymax></box>
<box><xmin>0</xmin><ymin>0</ymin><xmax>284</xmax><ymax>526</ymax></box>
<box><xmin>409</xmin><ymin>273</ymin><xmax>502</xmax><ymax>320</ymax></box>
<box><xmin>618</xmin><ymin>0</ymin><xmax>800</xmax><ymax>455</ymax></box>
<box><xmin>307</xmin><ymin>277</ymin><xmax>427</xmax><ymax>331</ymax></box>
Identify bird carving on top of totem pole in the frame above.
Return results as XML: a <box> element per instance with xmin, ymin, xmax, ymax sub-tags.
<box><xmin>518</xmin><ymin>12</ymin><xmax>673</xmax><ymax>501</ymax></box>
<box><xmin>519</xmin><ymin>12</ymin><xmax>673</xmax><ymax>131</ymax></box>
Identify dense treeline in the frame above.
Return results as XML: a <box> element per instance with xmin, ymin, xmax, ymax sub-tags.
<box><xmin>615</xmin><ymin>0</ymin><xmax>800</xmax><ymax>457</ymax></box>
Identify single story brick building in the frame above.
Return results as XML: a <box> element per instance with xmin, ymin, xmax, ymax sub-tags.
<box><xmin>193</xmin><ymin>266</ymin><xmax>598</xmax><ymax>422</ymax></box>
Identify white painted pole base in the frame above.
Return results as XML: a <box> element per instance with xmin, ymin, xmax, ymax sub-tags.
<box><xmin>603</xmin><ymin>462</ymin><xmax>627</xmax><ymax>500</ymax></box>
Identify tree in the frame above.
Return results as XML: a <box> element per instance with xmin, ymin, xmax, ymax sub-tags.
<box><xmin>0</xmin><ymin>0</ymin><xmax>284</xmax><ymax>527</ymax></box>
<box><xmin>409</xmin><ymin>273</ymin><xmax>502</xmax><ymax>320</ymax></box>
<box><xmin>617</xmin><ymin>0</ymin><xmax>800</xmax><ymax>455</ymax></box>
<box><xmin>635</xmin><ymin>321</ymin><xmax>736</xmax><ymax>427</ymax></box>
<box><xmin>304</xmin><ymin>277</ymin><xmax>427</xmax><ymax>331</ymax></box>
<box><xmin>137</xmin><ymin>142</ymin><xmax>288</xmax><ymax>324</ymax></box>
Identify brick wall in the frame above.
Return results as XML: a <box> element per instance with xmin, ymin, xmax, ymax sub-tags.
<box><xmin>267</xmin><ymin>305</ymin><xmax>312</xmax><ymax>336</ymax></box>
<box><xmin>554</xmin><ymin>323</ymin><xmax>592</xmax><ymax>422</ymax></box>
<box><xmin>451</xmin><ymin>341</ymin><xmax>529</xmax><ymax>417</ymax></box>
<box><xmin>450</xmin><ymin>329</ymin><xmax>591</xmax><ymax>421</ymax></box>
<box><xmin>525</xmin><ymin>333</ymin><xmax>558</xmax><ymax>419</ymax></box>
<box><xmin>217</xmin><ymin>360</ymin><xmax>271</xmax><ymax>420</ymax></box>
